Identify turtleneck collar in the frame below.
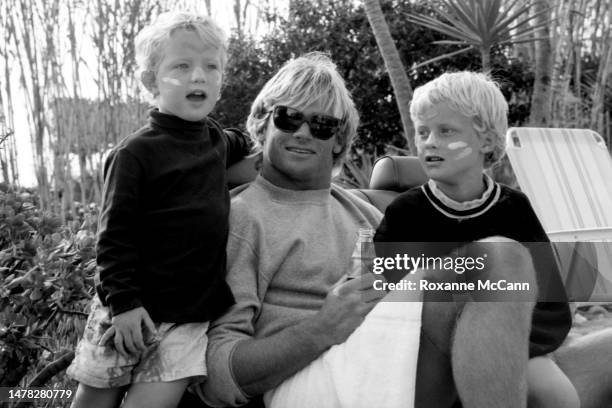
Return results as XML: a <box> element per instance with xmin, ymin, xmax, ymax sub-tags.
<box><xmin>149</xmin><ymin>109</ymin><xmax>208</xmax><ymax>139</ymax></box>
<box><xmin>253</xmin><ymin>175</ymin><xmax>331</xmax><ymax>205</ymax></box>
<box><xmin>421</xmin><ymin>174</ymin><xmax>501</xmax><ymax>219</ymax></box>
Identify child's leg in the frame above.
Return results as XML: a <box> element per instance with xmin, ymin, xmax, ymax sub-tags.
<box><xmin>123</xmin><ymin>321</ymin><xmax>209</xmax><ymax>408</ymax></box>
<box><xmin>122</xmin><ymin>379</ymin><xmax>189</xmax><ymax>408</ymax></box>
<box><xmin>527</xmin><ymin>356</ymin><xmax>580</xmax><ymax>408</ymax></box>
<box><xmin>67</xmin><ymin>297</ymin><xmax>139</xmax><ymax>408</ymax></box>
<box><xmin>70</xmin><ymin>383</ymin><xmax>126</xmax><ymax>408</ymax></box>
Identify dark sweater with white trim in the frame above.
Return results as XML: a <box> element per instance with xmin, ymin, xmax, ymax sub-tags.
<box><xmin>95</xmin><ymin>109</ymin><xmax>251</xmax><ymax>323</ymax></box>
<box><xmin>375</xmin><ymin>180</ymin><xmax>572</xmax><ymax>357</ymax></box>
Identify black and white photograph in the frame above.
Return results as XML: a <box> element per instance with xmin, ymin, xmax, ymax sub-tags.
<box><xmin>1</xmin><ymin>1</ymin><xmax>611</xmax><ymax>407</ymax></box>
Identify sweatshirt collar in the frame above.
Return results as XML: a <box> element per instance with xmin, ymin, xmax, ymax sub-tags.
<box><xmin>254</xmin><ymin>175</ymin><xmax>331</xmax><ymax>205</ymax></box>
<box><xmin>422</xmin><ymin>175</ymin><xmax>501</xmax><ymax>219</ymax></box>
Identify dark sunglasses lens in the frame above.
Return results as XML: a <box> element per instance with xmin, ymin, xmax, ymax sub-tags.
<box><xmin>272</xmin><ymin>106</ymin><xmax>340</xmax><ymax>140</ymax></box>
<box><xmin>309</xmin><ymin>116</ymin><xmax>339</xmax><ymax>140</ymax></box>
<box><xmin>309</xmin><ymin>125</ymin><xmax>334</xmax><ymax>140</ymax></box>
<box><xmin>273</xmin><ymin>106</ymin><xmax>303</xmax><ymax>132</ymax></box>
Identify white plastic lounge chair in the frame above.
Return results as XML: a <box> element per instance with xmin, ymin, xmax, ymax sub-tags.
<box><xmin>505</xmin><ymin>127</ymin><xmax>612</xmax><ymax>301</ymax></box>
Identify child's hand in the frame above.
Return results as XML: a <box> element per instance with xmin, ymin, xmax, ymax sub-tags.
<box><xmin>98</xmin><ymin>306</ymin><xmax>157</xmax><ymax>357</ymax></box>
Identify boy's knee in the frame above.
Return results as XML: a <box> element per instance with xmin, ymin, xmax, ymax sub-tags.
<box><xmin>71</xmin><ymin>383</ymin><xmax>127</xmax><ymax>408</ymax></box>
<box><xmin>528</xmin><ymin>380</ymin><xmax>580</xmax><ymax>408</ymax></box>
<box><xmin>463</xmin><ymin>238</ymin><xmax>538</xmax><ymax>301</ymax></box>
<box><xmin>527</xmin><ymin>357</ymin><xmax>580</xmax><ymax>408</ymax></box>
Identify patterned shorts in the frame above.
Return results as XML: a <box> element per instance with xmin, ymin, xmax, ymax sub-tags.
<box><xmin>67</xmin><ymin>296</ymin><xmax>209</xmax><ymax>388</ymax></box>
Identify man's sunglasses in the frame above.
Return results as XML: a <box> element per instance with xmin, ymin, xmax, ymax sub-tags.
<box><xmin>267</xmin><ymin>105</ymin><xmax>341</xmax><ymax>140</ymax></box>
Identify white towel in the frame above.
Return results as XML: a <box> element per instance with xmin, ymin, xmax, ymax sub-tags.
<box><xmin>265</xmin><ymin>288</ymin><xmax>423</xmax><ymax>408</ymax></box>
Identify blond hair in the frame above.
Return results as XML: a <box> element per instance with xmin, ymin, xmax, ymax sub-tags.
<box><xmin>246</xmin><ymin>52</ymin><xmax>359</xmax><ymax>166</ymax></box>
<box><xmin>410</xmin><ymin>71</ymin><xmax>508</xmax><ymax>168</ymax></box>
<box><xmin>135</xmin><ymin>11</ymin><xmax>227</xmax><ymax>103</ymax></box>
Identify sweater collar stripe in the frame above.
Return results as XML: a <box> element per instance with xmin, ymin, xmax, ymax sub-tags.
<box><xmin>421</xmin><ymin>181</ymin><xmax>501</xmax><ymax>219</ymax></box>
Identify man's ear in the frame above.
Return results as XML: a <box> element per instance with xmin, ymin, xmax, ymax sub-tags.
<box><xmin>332</xmin><ymin>134</ymin><xmax>344</xmax><ymax>155</ymax></box>
<box><xmin>141</xmin><ymin>70</ymin><xmax>157</xmax><ymax>94</ymax></box>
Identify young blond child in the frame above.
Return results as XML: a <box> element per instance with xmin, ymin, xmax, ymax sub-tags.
<box><xmin>375</xmin><ymin>71</ymin><xmax>579</xmax><ymax>407</ymax></box>
<box><xmin>67</xmin><ymin>12</ymin><xmax>252</xmax><ymax>408</ymax></box>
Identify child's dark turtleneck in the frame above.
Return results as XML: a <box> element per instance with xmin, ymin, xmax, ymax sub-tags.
<box><xmin>149</xmin><ymin>109</ymin><xmax>209</xmax><ymax>139</ymax></box>
<box><xmin>95</xmin><ymin>109</ymin><xmax>252</xmax><ymax>324</ymax></box>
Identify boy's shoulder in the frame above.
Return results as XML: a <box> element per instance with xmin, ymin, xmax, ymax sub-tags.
<box><xmin>496</xmin><ymin>183</ymin><xmax>532</xmax><ymax>209</ymax></box>
<box><xmin>204</xmin><ymin>116</ymin><xmax>235</xmax><ymax>143</ymax></box>
<box><xmin>112</xmin><ymin>122</ymin><xmax>159</xmax><ymax>152</ymax></box>
<box><xmin>205</xmin><ymin>116</ymin><xmax>224</xmax><ymax>132</ymax></box>
<box><xmin>384</xmin><ymin>182</ymin><xmax>534</xmax><ymax>217</ymax></box>
<box><xmin>388</xmin><ymin>185</ymin><xmax>429</xmax><ymax>211</ymax></box>
<box><xmin>109</xmin><ymin>117</ymin><xmax>198</xmax><ymax>162</ymax></box>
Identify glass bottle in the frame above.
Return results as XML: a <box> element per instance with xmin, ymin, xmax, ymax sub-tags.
<box><xmin>347</xmin><ymin>228</ymin><xmax>376</xmax><ymax>279</ymax></box>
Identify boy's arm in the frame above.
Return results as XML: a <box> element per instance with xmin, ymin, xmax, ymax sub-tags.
<box><xmin>96</xmin><ymin>148</ymin><xmax>144</xmax><ymax>317</ymax></box>
<box><xmin>223</xmin><ymin>128</ymin><xmax>255</xmax><ymax>167</ymax></box>
<box><xmin>223</xmin><ymin>127</ymin><xmax>261</xmax><ymax>187</ymax></box>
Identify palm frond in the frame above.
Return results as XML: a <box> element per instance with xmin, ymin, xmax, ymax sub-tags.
<box><xmin>432</xmin><ymin>40</ymin><xmax>472</xmax><ymax>45</ymax></box>
<box><xmin>409</xmin><ymin>46</ymin><xmax>474</xmax><ymax>72</ymax></box>
<box><xmin>484</xmin><ymin>0</ymin><xmax>504</xmax><ymax>32</ymax></box>
<box><xmin>493</xmin><ymin>5</ymin><xmax>553</xmax><ymax>38</ymax></box>
<box><xmin>404</xmin><ymin>13</ymin><xmax>480</xmax><ymax>44</ymax></box>
<box><xmin>404</xmin><ymin>0</ymin><xmax>550</xmax><ymax>70</ymax></box>
<box><xmin>445</xmin><ymin>0</ymin><xmax>479</xmax><ymax>33</ymax></box>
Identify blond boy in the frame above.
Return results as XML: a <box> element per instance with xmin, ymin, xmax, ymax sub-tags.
<box><xmin>67</xmin><ymin>12</ymin><xmax>252</xmax><ymax>408</ymax></box>
<box><xmin>375</xmin><ymin>71</ymin><xmax>579</xmax><ymax>407</ymax></box>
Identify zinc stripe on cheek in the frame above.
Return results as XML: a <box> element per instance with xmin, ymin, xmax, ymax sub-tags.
<box><xmin>454</xmin><ymin>147</ymin><xmax>473</xmax><ymax>160</ymax></box>
<box><xmin>447</xmin><ymin>141</ymin><xmax>468</xmax><ymax>150</ymax></box>
<box><xmin>161</xmin><ymin>77</ymin><xmax>182</xmax><ymax>86</ymax></box>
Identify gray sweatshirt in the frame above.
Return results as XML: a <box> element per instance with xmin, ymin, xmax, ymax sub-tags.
<box><xmin>203</xmin><ymin>175</ymin><xmax>382</xmax><ymax>406</ymax></box>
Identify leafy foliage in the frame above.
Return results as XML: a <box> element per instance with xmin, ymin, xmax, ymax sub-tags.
<box><xmin>0</xmin><ymin>184</ymin><xmax>95</xmax><ymax>387</ymax></box>
<box><xmin>213</xmin><ymin>35</ymin><xmax>275</xmax><ymax>129</ymax></box>
<box><xmin>403</xmin><ymin>0</ymin><xmax>550</xmax><ymax>70</ymax></box>
<box><xmin>208</xmin><ymin>0</ymin><xmax>535</xmax><ymax>188</ymax></box>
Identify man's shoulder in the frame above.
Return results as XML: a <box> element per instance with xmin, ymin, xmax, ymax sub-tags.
<box><xmin>331</xmin><ymin>184</ymin><xmax>383</xmax><ymax>222</ymax></box>
<box><xmin>229</xmin><ymin>182</ymin><xmax>267</xmax><ymax>227</ymax></box>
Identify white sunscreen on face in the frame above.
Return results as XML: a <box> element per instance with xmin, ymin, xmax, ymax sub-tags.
<box><xmin>455</xmin><ymin>147</ymin><xmax>473</xmax><ymax>159</ymax></box>
<box><xmin>161</xmin><ymin>77</ymin><xmax>181</xmax><ymax>86</ymax></box>
<box><xmin>446</xmin><ymin>141</ymin><xmax>472</xmax><ymax>160</ymax></box>
<box><xmin>447</xmin><ymin>141</ymin><xmax>468</xmax><ymax>150</ymax></box>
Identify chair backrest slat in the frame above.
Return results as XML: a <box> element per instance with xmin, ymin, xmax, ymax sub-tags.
<box><xmin>506</xmin><ymin>127</ymin><xmax>612</xmax><ymax>232</ymax></box>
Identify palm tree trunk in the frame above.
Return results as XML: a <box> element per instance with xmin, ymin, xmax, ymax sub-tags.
<box><xmin>204</xmin><ymin>0</ymin><xmax>212</xmax><ymax>16</ymax></box>
<box><xmin>480</xmin><ymin>45</ymin><xmax>491</xmax><ymax>72</ymax></box>
<box><xmin>529</xmin><ymin>0</ymin><xmax>553</xmax><ymax>126</ymax></box>
<box><xmin>363</xmin><ymin>0</ymin><xmax>415</xmax><ymax>154</ymax></box>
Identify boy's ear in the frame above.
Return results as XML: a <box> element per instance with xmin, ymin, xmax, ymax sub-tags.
<box><xmin>141</xmin><ymin>70</ymin><xmax>157</xmax><ymax>94</ymax></box>
<box><xmin>479</xmin><ymin>131</ymin><xmax>495</xmax><ymax>154</ymax></box>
